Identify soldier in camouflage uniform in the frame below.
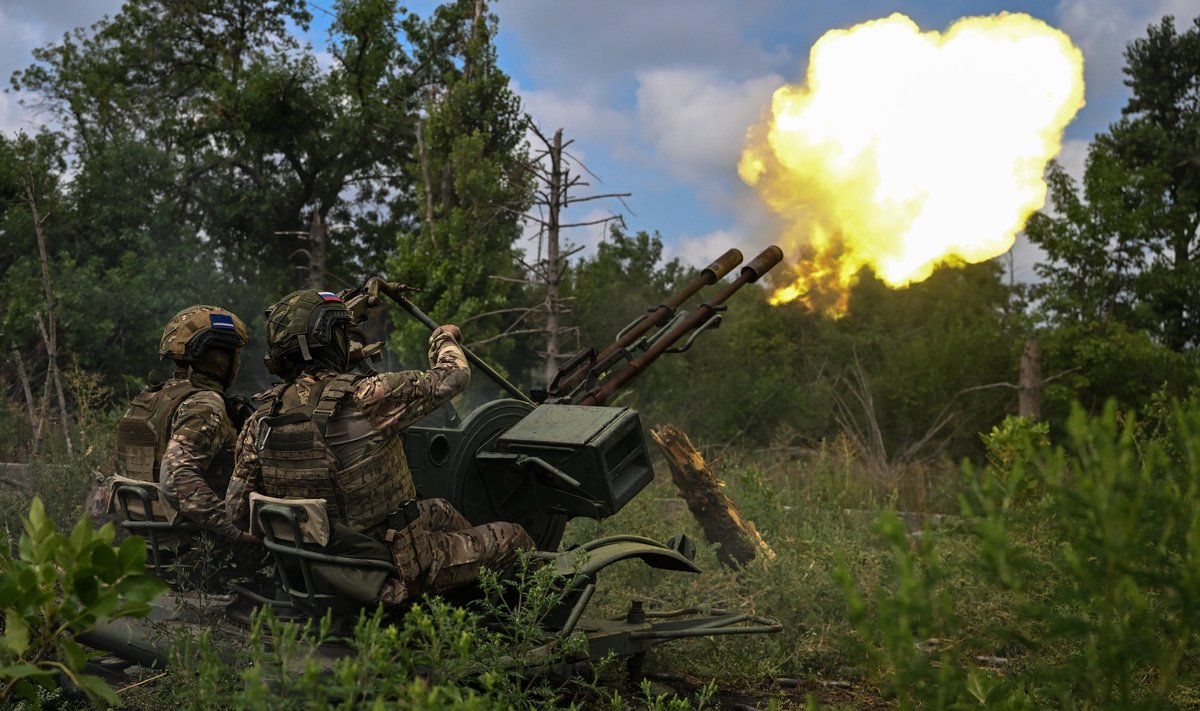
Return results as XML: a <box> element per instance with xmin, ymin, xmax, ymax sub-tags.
<box><xmin>114</xmin><ymin>306</ymin><xmax>260</xmax><ymax>578</ymax></box>
<box><xmin>225</xmin><ymin>289</ymin><xmax>534</xmax><ymax>604</ymax></box>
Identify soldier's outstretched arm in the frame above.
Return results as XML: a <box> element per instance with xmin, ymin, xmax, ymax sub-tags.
<box><xmin>225</xmin><ymin>417</ymin><xmax>262</xmax><ymax>530</ymax></box>
<box><xmin>354</xmin><ymin>325</ymin><xmax>470</xmax><ymax>435</ymax></box>
<box><xmin>160</xmin><ymin>392</ymin><xmax>243</xmax><ymax>540</ymax></box>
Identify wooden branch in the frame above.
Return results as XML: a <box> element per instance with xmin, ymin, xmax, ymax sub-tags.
<box><xmin>466</xmin><ymin>328</ymin><xmax>545</xmax><ymax>348</ymax></box>
<box><xmin>35</xmin><ymin>313</ymin><xmax>73</xmax><ymax>457</ymax></box>
<box><xmin>11</xmin><ymin>350</ymin><xmax>38</xmax><ymax>451</ymax></box>
<box><xmin>958</xmin><ymin>382</ymin><xmax>1019</xmax><ymax>394</ymax></box>
<box><xmin>1042</xmin><ymin>367</ymin><xmax>1081</xmax><ymax>385</ymax></box>
<box><xmin>563</xmin><ymin>192</ymin><xmax>633</xmax><ymax>204</ymax></box>
<box><xmin>461</xmin><ymin>306</ymin><xmax>539</xmax><ymax>324</ymax></box>
<box><xmin>559</xmin><ymin>216</ymin><xmax>623</xmax><ymax>229</ymax></box>
<box><xmin>650</xmin><ymin>424</ymin><xmax>775</xmax><ymax>568</ymax></box>
<box><xmin>23</xmin><ymin>167</ymin><xmax>72</xmax><ymax>458</ymax></box>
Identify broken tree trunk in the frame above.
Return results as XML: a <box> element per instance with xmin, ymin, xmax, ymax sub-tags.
<box><xmin>1018</xmin><ymin>334</ymin><xmax>1042</xmax><ymax>420</ymax></box>
<box><xmin>650</xmin><ymin>424</ymin><xmax>775</xmax><ymax>568</ymax></box>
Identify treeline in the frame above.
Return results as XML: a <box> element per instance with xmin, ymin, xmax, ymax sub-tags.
<box><xmin>2</xmin><ymin>3</ymin><xmax>1199</xmax><ymax>472</ymax></box>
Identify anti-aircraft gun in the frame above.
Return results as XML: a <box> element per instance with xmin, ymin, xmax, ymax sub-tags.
<box><xmin>342</xmin><ymin>245</ymin><xmax>783</xmax><ymax>552</ymax></box>
<box><xmin>83</xmin><ymin>245</ymin><xmax>786</xmax><ymax>681</ymax></box>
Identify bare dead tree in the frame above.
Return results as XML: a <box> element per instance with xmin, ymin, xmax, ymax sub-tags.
<box><xmin>35</xmin><ymin>313</ymin><xmax>72</xmax><ymax>457</ymax></box>
<box><xmin>543</xmin><ymin>128</ymin><xmax>565</xmax><ymax>385</ymax></box>
<box><xmin>17</xmin><ymin>147</ymin><xmax>73</xmax><ymax>458</ymax></box>
<box><xmin>961</xmin><ymin>333</ymin><xmax>1078</xmax><ymax>421</ymax></box>
<box><xmin>508</xmin><ymin>121</ymin><xmax>630</xmax><ymax>386</ymax></box>
<box><xmin>1018</xmin><ymin>334</ymin><xmax>1043</xmax><ymax>419</ymax></box>
<box><xmin>308</xmin><ymin>208</ymin><xmax>327</xmax><ymax>290</ymax></box>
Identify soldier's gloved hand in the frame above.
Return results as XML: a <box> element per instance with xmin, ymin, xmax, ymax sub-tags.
<box><xmin>226</xmin><ymin>393</ymin><xmax>254</xmax><ymax>430</ymax></box>
<box><xmin>238</xmin><ymin>531</ymin><xmax>259</xmax><ymax>544</ymax></box>
<box><xmin>439</xmin><ymin>324</ymin><xmax>463</xmax><ymax>343</ymax></box>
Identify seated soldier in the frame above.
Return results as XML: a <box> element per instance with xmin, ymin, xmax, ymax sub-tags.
<box><xmin>113</xmin><ymin>305</ymin><xmax>260</xmax><ymax>582</ymax></box>
<box><xmin>225</xmin><ymin>289</ymin><xmax>534</xmax><ymax>605</ymax></box>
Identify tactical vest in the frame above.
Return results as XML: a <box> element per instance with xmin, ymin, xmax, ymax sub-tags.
<box><xmin>254</xmin><ymin>373</ymin><xmax>414</xmax><ymax>530</ymax></box>
<box><xmin>116</xmin><ymin>380</ymin><xmax>204</xmax><ymax>482</ymax></box>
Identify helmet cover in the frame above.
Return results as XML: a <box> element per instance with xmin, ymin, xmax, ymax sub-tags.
<box><xmin>159</xmin><ymin>305</ymin><xmax>248</xmax><ymax>362</ymax></box>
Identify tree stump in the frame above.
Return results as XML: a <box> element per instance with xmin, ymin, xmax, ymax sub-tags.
<box><xmin>650</xmin><ymin>424</ymin><xmax>775</xmax><ymax>568</ymax></box>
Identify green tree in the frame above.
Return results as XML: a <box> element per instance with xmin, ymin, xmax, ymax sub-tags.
<box><xmin>1028</xmin><ymin>15</ymin><xmax>1200</xmax><ymax>351</ymax></box>
<box><xmin>387</xmin><ymin>0</ymin><xmax>533</xmax><ymax>375</ymax></box>
<box><xmin>805</xmin><ymin>262</ymin><xmax>1021</xmax><ymax>462</ymax></box>
<box><xmin>8</xmin><ymin>0</ymin><xmax>425</xmax><ymax>392</ymax></box>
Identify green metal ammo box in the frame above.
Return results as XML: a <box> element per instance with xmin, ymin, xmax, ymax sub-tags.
<box><xmin>491</xmin><ymin>404</ymin><xmax>653</xmax><ymax>518</ymax></box>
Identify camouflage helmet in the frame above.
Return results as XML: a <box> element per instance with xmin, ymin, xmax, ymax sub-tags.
<box><xmin>264</xmin><ymin>289</ymin><xmax>352</xmax><ymax>373</ymax></box>
<box><xmin>159</xmin><ymin>305</ymin><xmax>248</xmax><ymax>362</ymax></box>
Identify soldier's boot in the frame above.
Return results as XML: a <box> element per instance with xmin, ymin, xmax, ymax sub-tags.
<box><xmin>378</xmin><ymin>578</ymin><xmax>411</xmax><ymax>606</ymax></box>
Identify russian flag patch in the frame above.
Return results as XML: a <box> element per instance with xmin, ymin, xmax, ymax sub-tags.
<box><xmin>318</xmin><ymin>291</ymin><xmax>342</xmax><ymax>302</ymax></box>
<box><xmin>210</xmin><ymin>313</ymin><xmax>237</xmax><ymax>330</ymax></box>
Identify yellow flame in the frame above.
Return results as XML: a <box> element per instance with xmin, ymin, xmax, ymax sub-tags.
<box><xmin>740</xmin><ymin>12</ymin><xmax>1084</xmax><ymax>313</ymax></box>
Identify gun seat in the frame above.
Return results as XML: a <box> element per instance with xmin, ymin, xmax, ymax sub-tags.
<box><xmin>109</xmin><ymin>476</ymin><xmax>198</xmax><ymax>576</ymax></box>
<box><xmin>249</xmin><ymin>492</ymin><xmax>397</xmax><ymax>614</ymax></box>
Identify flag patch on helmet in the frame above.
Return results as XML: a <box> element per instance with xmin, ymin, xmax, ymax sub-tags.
<box><xmin>318</xmin><ymin>291</ymin><xmax>342</xmax><ymax>302</ymax></box>
<box><xmin>210</xmin><ymin>313</ymin><xmax>237</xmax><ymax>330</ymax></box>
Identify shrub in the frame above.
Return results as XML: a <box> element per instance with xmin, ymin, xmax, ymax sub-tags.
<box><xmin>0</xmin><ymin>497</ymin><xmax>167</xmax><ymax>707</ymax></box>
<box><xmin>844</xmin><ymin>401</ymin><xmax>1200</xmax><ymax>709</ymax></box>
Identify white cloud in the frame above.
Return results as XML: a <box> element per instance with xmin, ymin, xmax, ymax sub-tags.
<box><xmin>635</xmin><ymin>69</ymin><xmax>783</xmax><ymax>184</ymax></box>
<box><xmin>665</xmin><ymin>228</ymin><xmax>747</xmax><ymax>269</ymax></box>
<box><xmin>495</xmin><ymin>1</ymin><xmax>792</xmax><ymax>102</ymax></box>
<box><xmin>664</xmin><ymin>190</ymin><xmax>782</xmax><ymax>270</ymax></box>
<box><xmin>519</xmin><ymin>83</ymin><xmax>634</xmax><ymax>161</ymax></box>
<box><xmin>1056</xmin><ymin>0</ymin><xmax>1200</xmax><ymax>116</ymax></box>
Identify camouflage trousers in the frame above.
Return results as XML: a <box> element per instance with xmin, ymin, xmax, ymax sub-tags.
<box><xmin>379</xmin><ymin>498</ymin><xmax>534</xmax><ymax>604</ymax></box>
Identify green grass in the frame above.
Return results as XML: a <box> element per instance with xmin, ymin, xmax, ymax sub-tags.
<box><xmin>7</xmin><ymin>402</ymin><xmax>1200</xmax><ymax>708</ymax></box>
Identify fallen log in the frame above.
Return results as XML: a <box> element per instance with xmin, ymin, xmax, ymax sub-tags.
<box><xmin>650</xmin><ymin>424</ymin><xmax>775</xmax><ymax>568</ymax></box>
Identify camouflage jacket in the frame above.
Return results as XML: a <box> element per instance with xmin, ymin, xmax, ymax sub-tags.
<box><xmin>158</xmin><ymin>372</ymin><xmax>242</xmax><ymax>540</ymax></box>
<box><xmin>225</xmin><ymin>328</ymin><xmax>469</xmax><ymax>527</ymax></box>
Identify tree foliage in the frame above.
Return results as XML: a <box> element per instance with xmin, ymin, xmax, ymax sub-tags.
<box><xmin>1028</xmin><ymin>15</ymin><xmax>1200</xmax><ymax>351</ymax></box>
<box><xmin>387</xmin><ymin>0</ymin><xmax>533</xmax><ymax>370</ymax></box>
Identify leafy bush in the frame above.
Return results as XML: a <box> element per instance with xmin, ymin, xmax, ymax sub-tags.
<box><xmin>843</xmin><ymin>401</ymin><xmax>1200</xmax><ymax>709</ymax></box>
<box><xmin>0</xmin><ymin>497</ymin><xmax>167</xmax><ymax>706</ymax></box>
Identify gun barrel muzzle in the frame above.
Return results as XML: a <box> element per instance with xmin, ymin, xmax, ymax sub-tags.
<box><xmin>741</xmin><ymin>245</ymin><xmax>785</xmax><ymax>282</ymax></box>
<box><xmin>701</xmin><ymin>248</ymin><xmax>744</xmax><ymax>283</ymax></box>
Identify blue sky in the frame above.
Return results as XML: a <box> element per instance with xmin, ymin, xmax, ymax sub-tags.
<box><xmin>3</xmin><ymin>0</ymin><xmax>1199</xmax><ymax>278</ymax></box>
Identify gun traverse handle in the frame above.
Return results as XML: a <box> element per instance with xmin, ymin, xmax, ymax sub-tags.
<box><xmin>369</xmin><ymin>278</ymin><xmax>535</xmax><ymax>406</ymax></box>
